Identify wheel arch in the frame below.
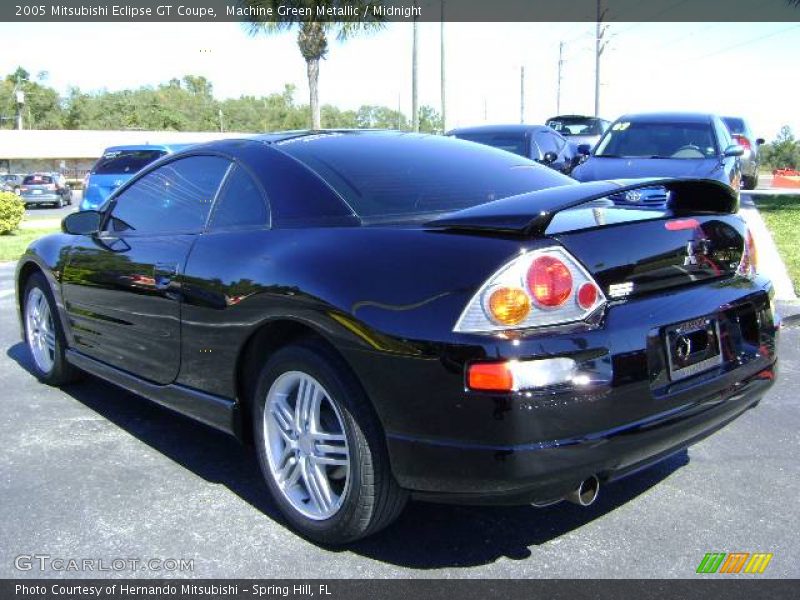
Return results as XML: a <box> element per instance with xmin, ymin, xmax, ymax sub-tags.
<box><xmin>234</xmin><ymin>318</ymin><xmax>385</xmax><ymax>447</ymax></box>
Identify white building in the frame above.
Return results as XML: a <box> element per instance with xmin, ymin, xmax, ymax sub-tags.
<box><xmin>0</xmin><ymin>129</ymin><xmax>241</xmax><ymax>181</ymax></box>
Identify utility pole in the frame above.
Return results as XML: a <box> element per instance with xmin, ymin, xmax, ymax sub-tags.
<box><xmin>411</xmin><ymin>4</ymin><xmax>419</xmax><ymax>133</ymax></box>
<box><xmin>556</xmin><ymin>41</ymin><xmax>564</xmax><ymax>115</ymax></box>
<box><xmin>440</xmin><ymin>1</ymin><xmax>446</xmax><ymax>133</ymax></box>
<box><xmin>15</xmin><ymin>90</ymin><xmax>25</xmax><ymax>130</ymax></box>
<box><xmin>520</xmin><ymin>66</ymin><xmax>525</xmax><ymax>124</ymax></box>
<box><xmin>594</xmin><ymin>0</ymin><xmax>609</xmax><ymax>117</ymax></box>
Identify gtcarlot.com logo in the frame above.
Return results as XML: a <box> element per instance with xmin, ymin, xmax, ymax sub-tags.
<box><xmin>696</xmin><ymin>552</ymin><xmax>773</xmax><ymax>574</ymax></box>
<box><xmin>14</xmin><ymin>554</ymin><xmax>194</xmax><ymax>573</ymax></box>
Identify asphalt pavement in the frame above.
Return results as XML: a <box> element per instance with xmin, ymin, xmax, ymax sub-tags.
<box><xmin>0</xmin><ymin>259</ymin><xmax>798</xmax><ymax>579</ymax></box>
<box><xmin>23</xmin><ymin>190</ymin><xmax>81</xmax><ymax>222</ymax></box>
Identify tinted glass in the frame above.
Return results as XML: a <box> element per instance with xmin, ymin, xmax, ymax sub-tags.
<box><xmin>94</xmin><ymin>150</ymin><xmax>167</xmax><ymax>175</ymax></box>
<box><xmin>595</xmin><ymin>121</ymin><xmax>718</xmax><ymax>159</ymax></box>
<box><xmin>23</xmin><ymin>175</ymin><xmax>53</xmax><ymax>185</ymax></box>
<box><xmin>722</xmin><ymin>117</ymin><xmax>745</xmax><ymax>134</ymax></box>
<box><xmin>278</xmin><ymin>133</ymin><xmax>571</xmax><ymax>221</ymax></box>
<box><xmin>108</xmin><ymin>155</ymin><xmax>230</xmax><ymax>234</ymax></box>
<box><xmin>452</xmin><ymin>132</ymin><xmax>528</xmax><ymax>157</ymax></box>
<box><xmin>210</xmin><ymin>166</ymin><xmax>268</xmax><ymax>229</ymax></box>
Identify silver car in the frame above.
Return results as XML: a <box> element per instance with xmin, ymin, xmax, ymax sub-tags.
<box><xmin>19</xmin><ymin>173</ymin><xmax>73</xmax><ymax>208</ymax></box>
<box><xmin>722</xmin><ymin>116</ymin><xmax>765</xmax><ymax>190</ymax></box>
<box><xmin>545</xmin><ymin>115</ymin><xmax>612</xmax><ymax>153</ymax></box>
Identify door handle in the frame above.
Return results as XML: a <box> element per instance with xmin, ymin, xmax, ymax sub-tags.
<box><xmin>154</xmin><ymin>262</ymin><xmax>179</xmax><ymax>290</ymax></box>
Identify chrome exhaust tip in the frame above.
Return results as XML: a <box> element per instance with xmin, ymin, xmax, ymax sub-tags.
<box><xmin>565</xmin><ymin>475</ymin><xmax>600</xmax><ymax>507</ymax></box>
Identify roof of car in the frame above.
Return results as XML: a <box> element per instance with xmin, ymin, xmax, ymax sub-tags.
<box><xmin>102</xmin><ymin>143</ymin><xmax>192</xmax><ymax>153</ymax></box>
<box><xmin>446</xmin><ymin>124</ymin><xmax>555</xmax><ymax>135</ymax></box>
<box><xmin>616</xmin><ymin>112</ymin><xmax>715</xmax><ymax>123</ymax></box>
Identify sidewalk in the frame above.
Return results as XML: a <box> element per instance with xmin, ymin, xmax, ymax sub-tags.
<box><xmin>739</xmin><ymin>193</ymin><xmax>797</xmax><ymax>302</ymax></box>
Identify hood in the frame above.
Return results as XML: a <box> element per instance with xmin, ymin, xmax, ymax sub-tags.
<box><xmin>572</xmin><ymin>157</ymin><xmax>720</xmax><ymax>182</ymax></box>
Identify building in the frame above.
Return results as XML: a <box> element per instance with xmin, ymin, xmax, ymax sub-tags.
<box><xmin>0</xmin><ymin>129</ymin><xmax>240</xmax><ymax>182</ymax></box>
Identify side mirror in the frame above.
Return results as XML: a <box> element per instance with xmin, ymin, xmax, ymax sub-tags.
<box><xmin>756</xmin><ymin>138</ymin><xmax>765</xmax><ymax>146</ymax></box>
<box><xmin>577</xmin><ymin>144</ymin><xmax>591</xmax><ymax>156</ymax></box>
<box><xmin>723</xmin><ymin>144</ymin><xmax>744</xmax><ymax>158</ymax></box>
<box><xmin>63</xmin><ymin>210</ymin><xmax>102</xmax><ymax>235</ymax></box>
<box><xmin>542</xmin><ymin>151</ymin><xmax>558</xmax><ymax>164</ymax></box>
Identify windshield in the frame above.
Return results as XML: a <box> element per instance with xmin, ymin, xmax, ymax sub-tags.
<box><xmin>546</xmin><ymin>117</ymin><xmax>607</xmax><ymax>137</ymax></box>
<box><xmin>451</xmin><ymin>132</ymin><xmax>528</xmax><ymax>157</ymax></box>
<box><xmin>278</xmin><ymin>133</ymin><xmax>572</xmax><ymax>221</ymax></box>
<box><xmin>93</xmin><ymin>149</ymin><xmax>166</xmax><ymax>175</ymax></box>
<box><xmin>594</xmin><ymin>121</ymin><xmax>719</xmax><ymax>159</ymax></box>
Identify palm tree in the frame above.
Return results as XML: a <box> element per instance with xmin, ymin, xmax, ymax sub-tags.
<box><xmin>245</xmin><ymin>1</ymin><xmax>384</xmax><ymax>129</ymax></box>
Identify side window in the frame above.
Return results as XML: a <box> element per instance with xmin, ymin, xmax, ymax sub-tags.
<box><xmin>107</xmin><ymin>155</ymin><xmax>230</xmax><ymax>234</ymax></box>
<box><xmin>210</xmin><ymin>165</ymin><xmax>269</xmax><ymax>230</ymax></box>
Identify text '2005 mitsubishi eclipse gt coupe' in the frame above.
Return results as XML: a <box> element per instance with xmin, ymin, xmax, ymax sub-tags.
<box><xmin>16</xmin><ymin>131</ymin><xmax>778</xmax><ymax>544</ymax></box>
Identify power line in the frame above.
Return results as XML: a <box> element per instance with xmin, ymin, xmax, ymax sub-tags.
<box><xmin>695</xmin><ymin>24</ymin><xmax>800</xmax><ymax>60</ymax></box>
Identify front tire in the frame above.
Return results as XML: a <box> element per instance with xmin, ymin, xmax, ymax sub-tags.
<box><xmin>23</xmin><ymin>272</ymin><xmax>79</xmax><ymax>386</ymax></box>
<box><xmin>252</xmin><ymin>340</ymin><xmax>407</xmax><ymax>544</ymax></box>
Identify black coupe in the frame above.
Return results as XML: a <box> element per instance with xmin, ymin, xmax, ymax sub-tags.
<box><xmin>15</xmin><ymin>131</ymin><xmax>778</xmax><ymax>544</ymax></box>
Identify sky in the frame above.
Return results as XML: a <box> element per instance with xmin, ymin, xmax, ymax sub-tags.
<box><xmin>1</xmin><ymin>19</ymin><xmax>799</xmax><ymax>139</ymax></box>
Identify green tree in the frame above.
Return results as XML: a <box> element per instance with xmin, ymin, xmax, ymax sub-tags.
<box><xmin>761</xmin><ymin>126</ymin><xmax>800</xmax><ymax>170</ymax></box>
<box><xmin>417</xmin><ymin>105</ymin><xmax>443</xmax><ymax>134</ymax></box>
<box><xmin>245</xmin><ymin>0</ymin><xmax>384</xmax><ymax>129</ymax></box>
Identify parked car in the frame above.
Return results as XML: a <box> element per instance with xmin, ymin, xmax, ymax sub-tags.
<box><xmin>545</xmin><ymin>114</ymin><xmax>611</xmax><ymax>150</ymax></box>
<box><xmin>81</xmin><ymin>144</ymin><xmax>189</xmax><ymax>210</ymax></box>
<box><xmin>19</xmin><ymin>173</ymin><xmax>73</xmax><ymax>208</ymax></box>
<box><xmin>571</xmin><ymin>112</ymin><xmax>743</xmax><ymax>205</ymax></box>
<box><xmin>722</xmin><ymin>116</ymin><xmax>765</xmax><ymax>190</ymax></box>
<box><xmin>16</xmin><ymin>131</ymin><xmax>776</xmax><ymax>544</ymax></box>
<box><xmin>1</xmin><ymin>174</ymin><xmax>24</xmax><ymax>194</ymax></box>
<box><xmin>447</xmin><ymin>124</ymin><xmax>579</xmax><ymax>174</ymax></box>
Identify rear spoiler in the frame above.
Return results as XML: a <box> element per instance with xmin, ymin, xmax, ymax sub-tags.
<box><xmin>426</xmin><ymin>178</ymin><xmax>739</xmax><ymax>236</ymax></box>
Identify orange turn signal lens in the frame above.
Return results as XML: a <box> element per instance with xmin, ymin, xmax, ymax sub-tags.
<box><xmin>487</xmin><ymin>287</ymin><xmax>531</xmax><ymax>326</ymax></box>
<box><xmin>467</xmin><ymin>362</ymin><xmax>514</xmax><ymax>392</ymax></box>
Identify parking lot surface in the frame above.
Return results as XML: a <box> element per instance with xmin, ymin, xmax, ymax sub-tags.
<box><xmin>23</xmin><ymin>190</ymin><xmax>81</xmax><ymax>221</ymax></box>
<box><xmin>0</xmin><ymin>259</ymin><xmax>798</xmax><ymax>579</ymax></box>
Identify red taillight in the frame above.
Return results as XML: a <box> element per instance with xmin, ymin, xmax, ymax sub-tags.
<box><xmin>20</xmin><ymin>186</ymin><xmax>28</xmax><ymax>193</ymax></box>
<box><xmin>733</xmin><ymin>134</ymin><xmax>751</xmax><ymax>151</ymax></box>
<box><xmin>577</xmin><ymin>282</ymin><xmax>599</xmax><ymax>310</ymax></box>
<box><xmin>527</xmin><ymin>256</ymin><xmax>573</xmax><ymax>307</ymax></box>
<box><xmin>467</xmin><ymin>362</ymin><xmax>513</xmax><ymax>392</ymax></box>
<box><xmin>738</xmin><ymin>227</ymin><xmax>758</xmax><ymax>277</ymax></box>
<box><xmin>665</xmin><ymin>218</ymin><xmax>700</xmax><ymax>231</ymax></box>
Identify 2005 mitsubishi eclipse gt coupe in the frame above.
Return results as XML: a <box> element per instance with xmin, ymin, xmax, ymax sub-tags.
<box><xmin>16</xmin><ymin>131</ymin><xmax>778</xmax><ymax>544</ymax></box>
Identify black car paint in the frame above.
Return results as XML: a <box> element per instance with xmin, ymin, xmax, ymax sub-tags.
<box><xmin>15</xmin><ymin>132</ymin><xmax>777</xmax><ymax>506</ymax></box>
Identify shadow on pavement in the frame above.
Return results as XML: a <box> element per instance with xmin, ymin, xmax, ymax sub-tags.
<box><xmin>7</xmin><ymin>341</ymin><xmax>689</xmax><ymax>569</ymax></box>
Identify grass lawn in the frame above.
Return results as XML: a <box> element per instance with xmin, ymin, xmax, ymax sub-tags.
<box><xmin>0</xmin><ymin>228</ymin><xmax>60</xmax><ymax>262</ymax></box>
<box><xmin>753</xmin><ymin>195</ymin><xmax>800</xmax><ymax>295</ymax></box>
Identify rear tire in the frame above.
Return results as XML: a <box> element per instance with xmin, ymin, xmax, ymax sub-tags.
<box><xmin>251</xmin><ymin>340</ymin><xmax>407</xmax><ymax>544</ymax></box>
<box><xmin>742</xmin><ymin>174</ymin><xmax>758</xmax><ymax>190</ymax></box>
<box><xmin>23</xmin><ymin>272</ymin><xmax>80</xmax><ymax>386</ymax></box>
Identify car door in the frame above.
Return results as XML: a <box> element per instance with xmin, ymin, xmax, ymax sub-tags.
<box><xmin>60</xmin><ymin>154</ymin><xmax>231</xmax><ymax>384</ymax></box>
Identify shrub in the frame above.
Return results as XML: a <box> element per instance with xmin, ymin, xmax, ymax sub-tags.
<box><xmin>0</xmin><ymin>191</ymin><xmax>25</xmax><ymax>234</ymax></box>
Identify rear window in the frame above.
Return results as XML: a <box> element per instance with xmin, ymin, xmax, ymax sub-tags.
<box><xmin>546</xmin><ymin>117</ymin><xmax>607</xmax><ymax>136</ymax></box>
<box><xmin>93</xmin><ymin>150</ymin><xmax>167</xmax><ymax>175</ymax></box>
<box><xmin>722</xmin><ymin>117</ymin><xmax>745</xmax><ymax>134</ymax></box>
<box><xmin>277</xmin><ymin>133</ymin><xmax>572</xmax><ymax>222</ymax></box>
<box><xmin>23</xmin><ymin>175</ymin><xmax>53</xmax><ymax>185</ymax></box>
<box><xmin>451</xmin><ymin>132</ymin><xmax>528</xmax><ymax>157</ymax></box>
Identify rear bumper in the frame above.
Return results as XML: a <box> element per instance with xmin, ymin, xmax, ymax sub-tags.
<box><xmin>345</xmin><ymin>276</ymin><xmax>778</xmax><ymax>505</ymax></box>
<box><xmin>21</xmin><ymin>194</ymin><xmax>61</xmax><ymax>204</ymax></box>
<box><xmin>388</xmin><ymin>365</ymin><xmax>774</xmax><ymax>504</ymax></box>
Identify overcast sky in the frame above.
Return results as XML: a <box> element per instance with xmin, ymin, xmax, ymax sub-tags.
<box><xmin>1</xmin><ymin>20</ymin><xmax>798</xmax><ymax>139</ymax></box>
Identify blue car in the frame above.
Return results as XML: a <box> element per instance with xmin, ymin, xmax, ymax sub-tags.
<box><xmin>81</xmin><ymin>144</ymin><xmax>190</xmax><ymax>210</ymax></box>
<box><xmin>571</xmin><ymin>112</ymin><xmax>743</xmax><ymax>206</ymax></box>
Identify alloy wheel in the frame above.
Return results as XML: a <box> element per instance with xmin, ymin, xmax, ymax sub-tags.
<box><xmin>264</xmin><ymin>371</ymin><xmax>350</xmax><ymax>520</ymax></box>
<box><xmin>25</xmin><ymin>287</ymin><xmax>56</xmax><ymax>374</ymax></box>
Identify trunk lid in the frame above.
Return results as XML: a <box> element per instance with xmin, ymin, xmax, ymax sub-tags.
<box><xmin>426</xmin><ymin>178</ymin><xmax>745</xmax><ymax>298</ymax></box>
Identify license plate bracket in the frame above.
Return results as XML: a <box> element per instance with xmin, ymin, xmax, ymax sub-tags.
<box><xmin>665</xmin><ymin>316</ymin><xmax>723</xmax><ymax>381</ymax></box>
